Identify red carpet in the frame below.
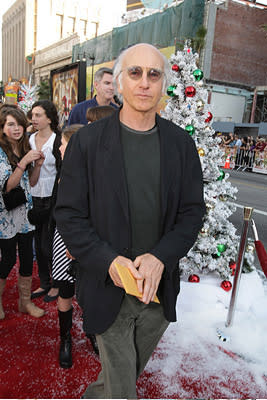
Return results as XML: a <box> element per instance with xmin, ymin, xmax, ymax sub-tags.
<box><xmin>1</xmin><ymin>262</ymin><xmax>267</xmax><ymax>399</ymax></box>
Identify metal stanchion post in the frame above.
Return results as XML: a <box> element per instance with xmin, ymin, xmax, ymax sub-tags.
<box><xmin>225</xmin><ymin>207</ymin><xmax>253</xmax><ymax>327</ymax></box>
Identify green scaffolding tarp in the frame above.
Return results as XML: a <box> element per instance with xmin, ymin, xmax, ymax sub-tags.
<box><xmin>73</xmin><ymin>0</ymin><xmax>205</xmax><ymax>65</ymax></box>
<box><xmin>72</xmin><ymin>32</ymin><xmax>113</xmax><ymax>65</ymax></box>
<box><xmin>112</xmin><ymin>0</ymin><xmax>205</xmax><ymax>57</ymax></box>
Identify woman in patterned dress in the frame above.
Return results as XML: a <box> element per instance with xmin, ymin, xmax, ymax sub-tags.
<box><xmin>0</xmin><ymin>107</ymin><xmax>45</xmax><ymax>319</ymax></box>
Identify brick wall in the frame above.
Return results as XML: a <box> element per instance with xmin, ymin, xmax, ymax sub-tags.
<box><xmin>210</xmin><ymin>1</ymin><xmax>267</xmax><ymax>87</ymax></box>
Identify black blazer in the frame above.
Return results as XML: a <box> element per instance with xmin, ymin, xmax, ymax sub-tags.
<box><xmin>55</xmin><ymin>110</ymin><xmax>205</xmax><ymax>334</ymax></box>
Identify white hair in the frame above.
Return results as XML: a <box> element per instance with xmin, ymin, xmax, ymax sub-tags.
<box><xmin>113</xmin><ymin>44</ymin><xmax>171</xmax><ymax>101</ymax></box>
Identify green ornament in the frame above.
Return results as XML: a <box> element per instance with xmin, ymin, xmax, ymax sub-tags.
<box><xmin>193</xmin><ymin>69</ymin><xmax>204</xmax><ymax>81</ymax></box>
<box><xmin>185</xmin><ymin>124</ymin><xmax>195</xmax><ymax>135</ymax></box>
<box><xmin>217</xmin><ymin>244</ymin><xmax>227</xmax><ymax>253</ymax></box>
<box><xmin>167</xmin><ymin>85</ymin><xmax>176</xmax><ymax>97</ymax></box>
<box><xmin>217</xmin><ymin>169</ymin><xmax>225</xmax><ymax>181</ymax></box>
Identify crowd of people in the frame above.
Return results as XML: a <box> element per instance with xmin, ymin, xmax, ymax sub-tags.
<box><xmin>0</xmin><ymin>67</ymin><xmax>118</xmax><ymax>369</ymax></box>
<box><xmin>0</xmin><ymin>44</ymin><xmax>206</xmax><ymax>398</ymax></box>
<box><xmin>219</xmin><ymin>132</ymin><xmax>267</xmax><ymax>171</ymax></box>
<box><xmin>220</xmin><ymin>132</ymin><xmax>267</xmax><ymax>153</ymax></box>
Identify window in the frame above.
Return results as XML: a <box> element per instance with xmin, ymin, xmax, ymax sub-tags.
<box><xmin>67</xmin><ymin>16</ymin><xmax>76</xmax><ymax>34</ymax></box>
<box><xmin>56</xmin><ymin>14</ymin><xmax>63</xmax><ymax>39</ymax></box>
<box><xmin>80</xmin><ymin>19</ymin><xmax>87</xmax><ymax>36</ymax></box>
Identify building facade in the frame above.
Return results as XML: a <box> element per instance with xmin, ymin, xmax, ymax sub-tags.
<box><xmin>33</xmin><ymin>33</ymin><xmax>80</xmax><ymax>85</ymax></box>
<box><xmin>126</xmin><ymin>0</ymin><xmax>144</xmax><ymax>11</ymax></box>
<box><xmin>2</xmin><ymin>0</ymin><xmax>126</xmax><ymax>86</ymax></box>
<box><xmin>2</xmin><ymin>0</ymin><xmax>30</xmax><ymax>83</ymax></box>
<box><xmin>202</xmin><ymin>0</ymin><xmax>267</xmax><ymax>126</ymax></box>
<box><xmin>2</xmin><ymin>0</ymin><xmax>96</xmax><ymax>84</ymax></box>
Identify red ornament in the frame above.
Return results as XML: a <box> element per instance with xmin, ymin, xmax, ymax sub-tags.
<box><xmin>185</xmin><ymin>86</ymin><xmax>196</xmax><ymax>97</ymax></box>
<box><xmin>172</xmin><ymin>64</ymin><xmax>179</xmax><ymax>72</ymax></box>
<box><xmin>188</xmin><ymin>274</ymin><xmax>200</xmax><ymax>283</ymax></box>
<box><xmin>205</xmin><ymin>112</ymin><xmax>213</xmax><ymax>123</ymax></box>
<box><xmin>221</xmin><ymin>280</ymin><xmax>232</xmax><ymax>292</ymax></box>
<box><xmin>229</xmin><ymin>262</ymin><xmax>236</xmax><ymax>276</ymax></box>
<box><xmin>187</xmin><ymin>49</ymin><xmax>190</xmax><ymax>53</ymax></box>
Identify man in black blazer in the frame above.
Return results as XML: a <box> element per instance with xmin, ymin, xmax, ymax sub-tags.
<box><xmin>56</xmin><ymin>43</ymin><xmax>205</xmax><ymax>398</ymax></box>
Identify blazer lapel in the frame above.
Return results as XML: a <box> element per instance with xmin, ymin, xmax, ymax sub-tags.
<box><xmin>157</xmin><ymin>115</ymin><xmax>177</xmax><ymax>221</ymax></box>
<box><xmin>102</xmin><ymin>111</ymin><xmax>130</xmax><ymax>224</ymax></box>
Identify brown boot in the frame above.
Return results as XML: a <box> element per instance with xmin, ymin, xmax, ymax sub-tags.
<box><xmin>0</xmin><ymin>278</ymin><xmax>6</xmax><ymax>320</ymax></box>
<box><xmin>18</xmin><ymin>275</ymin><xmax>45</xmax><ymax>318</ymax></box>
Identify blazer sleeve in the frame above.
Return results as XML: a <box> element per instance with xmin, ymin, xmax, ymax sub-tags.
<box><xmin>55</xmin><ymin>131</ymin><xmax>118</xmax><ymax>282</ymax></box>
<box><xmin>150</xmin><ymin>135</ymin><xmax>205</xmax><ymax>272</ymax></box>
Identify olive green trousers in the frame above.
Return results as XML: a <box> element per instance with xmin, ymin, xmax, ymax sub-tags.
<box><xmin>82</xmin><ymin>294</ymin><xmax>169</xmax><ymax>399</ymax></box>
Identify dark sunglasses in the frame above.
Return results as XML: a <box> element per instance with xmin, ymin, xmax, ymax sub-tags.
<box><xmin>124</xmin><ymin>66</ymin><xmax>163</xmax><ymax>82</ymax></box>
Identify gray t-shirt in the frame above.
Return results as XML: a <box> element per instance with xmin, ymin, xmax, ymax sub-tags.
<box><xmin>120</xmin><ymin>122</ymin><xmax>161</xmax><ymax>259</ymax></box>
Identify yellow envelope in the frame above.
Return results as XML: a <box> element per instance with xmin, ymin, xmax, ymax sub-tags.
<box><xmin>115</xmin><ymin>262</ymin><xmax>160</xmax><ymax>304</ymax></box>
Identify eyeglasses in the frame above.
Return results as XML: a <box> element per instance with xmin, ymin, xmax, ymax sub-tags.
<box><xmin>123</xmin><ymin>66</ymin><xmax>163</xmax><ymax>82</ymax></box>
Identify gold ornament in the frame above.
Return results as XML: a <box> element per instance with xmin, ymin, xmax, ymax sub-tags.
<box><xmin>206</xmin><ymin>202</ymin><xmax>215</xmax><ymax>210</ymax></box>
<box><xmin>196</xmin><ymin>99</ymin><xmax>205</xmax><ymax>112</ymax></box>
<box><xmin>198</xmin><ymin>148</ymin><xmax>205</xmax><ymax>157</ymax></box>
<box><xmin>200</xmin><ymin>227</ymin><xmax>209</xmax><ymax>236</ymax></box>
<box><xmin>205</xmin><ymin>126</ymin><xmax>211</xmax><ymax>133</ymax></box>
<box><xmin>246</xmin><ymin>243</ymin><xmax>255</xmax><ymax>253</ymax></box>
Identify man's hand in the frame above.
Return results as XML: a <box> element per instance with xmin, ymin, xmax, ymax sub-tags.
<box><xmin>109</xmin><ymin>255</ymin><xmax>142</xmax><ymax>289</ymax></box>
<box><xmin>134</xmin><ymin>253</ymin><xmax>164</xmax><ymax>304</ymax></box>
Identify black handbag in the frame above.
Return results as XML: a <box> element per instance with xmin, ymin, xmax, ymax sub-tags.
<box><xmin>2</xmin><ymin>181</ymin><xmax>27</xmax><ymax>211</ymax></box>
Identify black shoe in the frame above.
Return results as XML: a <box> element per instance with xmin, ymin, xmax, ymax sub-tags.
<box><xmin>44</xmin><ymin>293</ymin><xmax>59</xmax><ymax>303</ymax></box>
<box><xmin>31</xmin><ymin>287</ymin><xmax>50</xmax><ymax>299</ymax></box>
<box><xmin>59</xmin><ymin>333</ymin><xmax>72</xmax><ymax>368</ymax></box>
<box><xmin>87</xmin><ymin>334</ymin><xmax>99</xmax><ymax>355</ymax></box>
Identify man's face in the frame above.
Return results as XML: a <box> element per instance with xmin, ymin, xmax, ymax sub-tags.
<box><xmin>95</xmin><ymin>73</ymin><xmax>114</xmax><ymax>102</ymax></box>
<box><xmin>117</xmin><ymin>45</ymin><xmax>164</xmax><ymax>114</ymax></box>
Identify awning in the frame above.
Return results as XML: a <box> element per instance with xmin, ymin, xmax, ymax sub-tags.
<box><xmin>212</xmin><ymin>121</ymin><xmax>235</xmax><ymax>133</ymax></box>
<box><xmin>212</xmin><ymin>121</ymin><xmax>267</xmax><ymax>136</ymax></box>
<box><xmin>259</xmin><ymin>122</ymin><xmax>267</xmax><ymax>136</ymax></box>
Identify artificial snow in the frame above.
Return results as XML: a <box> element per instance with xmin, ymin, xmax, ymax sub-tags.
<box><xmin>2</xmin><ymin>263</ymin><xmax>267</xmax><ymax>398</ymax></box>
<box><xmin>144</xmin><ymin>269</ymin><xmax>267</xmax><ymax>397</ymax></box>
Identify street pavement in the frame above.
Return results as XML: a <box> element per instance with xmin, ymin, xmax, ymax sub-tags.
<box><xmin>226</xmin><ymin>168</ymin><xmax>267</xmax><ymax>271</ymax></box>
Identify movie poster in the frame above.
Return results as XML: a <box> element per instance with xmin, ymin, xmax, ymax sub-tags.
<box><xmin>51</xmin><ymin>65</ymin><xmax>79</xmax><ymax>127</ymax></box>
<box><xmin>253</xmin><ymin>149</ymin><xmax>267</xmax><ymax>175</ymax></box>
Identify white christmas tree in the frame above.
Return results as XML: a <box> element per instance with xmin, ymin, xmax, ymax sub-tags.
<box><xmin>162</xmin><ymin>42</ymin><xmax>255</xmax><ymax>285</ymax></box>
<box><xmin>18</xmin><ymin>81</ymin><xmax>39</xmax><ymax>114</ymax></box>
